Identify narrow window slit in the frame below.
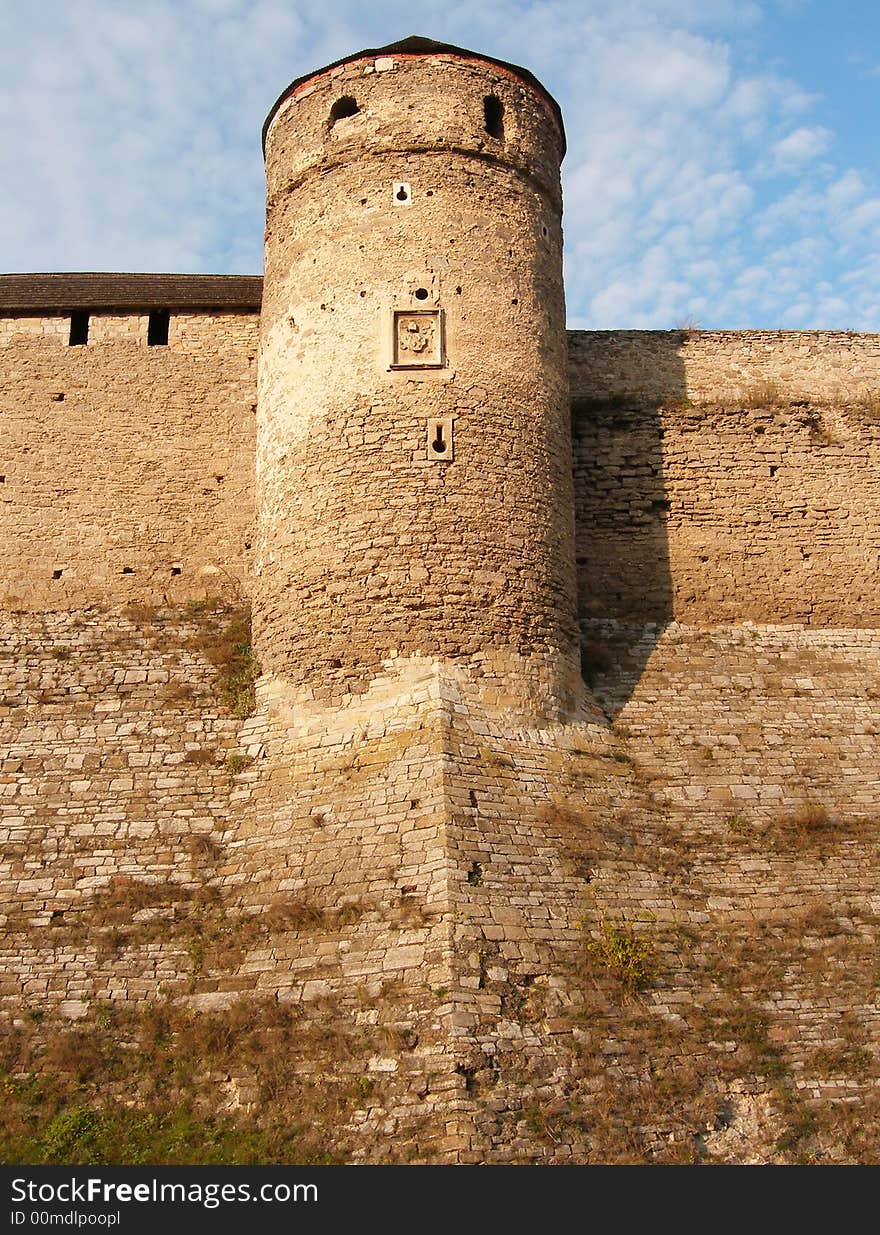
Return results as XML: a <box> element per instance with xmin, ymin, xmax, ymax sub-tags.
<box><xmin>69</xmin><ymin>312</ymin><xmax>89</xmax><ymax>346</ymax></box>
<box><xmin>148</xmin><ymin>309</ymin><xmax>170</xmax><ymax>346</ymax></box>
<box><xmin>484</xmin><ymin>95</ymin><xmax>504</xmax><ymax>140</ymax></box>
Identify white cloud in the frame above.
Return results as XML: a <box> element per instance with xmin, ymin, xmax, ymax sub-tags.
<box><xmin>770</xmin><ymin>125</ymin><xmax>833</xmax><ymax>171</ymax></box>
<box><xmin>0</xmin><ymin>0</ymin><xmax>877</xmax><ymax>328</ymax></box>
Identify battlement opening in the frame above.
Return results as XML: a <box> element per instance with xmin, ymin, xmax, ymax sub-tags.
<box><xmin>328</xmin><ymin>96</ymin><xmax>359</xmax><ymax>127</ymax></box>
<box><xmin>484</xmin><ymin>95</ymin><xmax>504</xmax><ymax>140</ymax></box>
<box><xmin>68</xmin><ymin>311</ymin><xmax>89</xmax><ymax>347</ymax></box>
<box><xmin>148</xmin><ymin>309</ymin><xmax>170</xmax><ymax>346</ymax></box>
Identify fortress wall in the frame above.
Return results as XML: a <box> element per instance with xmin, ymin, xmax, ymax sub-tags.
<box><xmin>0</xmin><ymin>312</ymin><xmax>258</xmax><ymax>611</ymax></box>
<box><xmin>0</xmin><ymin>607</ymin><xmax>243</xmax><ymax>1011</ymax></box>
<box><xmin>4</xmin><ymin>609</ymin><xmax>879</xmax><ymax>1160</ymax></box>
<box><xmin>1</xmin><ymin>319</ymin><xmax>878</xmax><ymax>629</ymax></box>
<box><xmin>570</xmin><ymin>332</ymin><xmax>880</xmax><ymax>625</ymax></box>
<box><xmin>569</xmin><ymin>329</ymin><xmax>880</xmax><ymax>403</ymax></box>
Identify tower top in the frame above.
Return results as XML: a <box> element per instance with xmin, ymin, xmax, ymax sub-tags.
<box><xmin>262</xmin><ymin>34</ymin><xmax>565</xmax><ymax>155</ymax></box>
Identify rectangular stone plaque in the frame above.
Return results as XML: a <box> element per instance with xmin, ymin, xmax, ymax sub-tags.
<box><xmin>391</xmin><ymin>309</ymin><xmax>443</xmax><ymax>368</ymax></box>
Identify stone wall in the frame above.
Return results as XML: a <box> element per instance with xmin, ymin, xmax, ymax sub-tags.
<box><xmin>569</xmin><ymin>329</ymin><xmax>880</xmax><ymax>403</ymax></box>
<box><xmin>0</xmin><ymin>607</ymin><xmax>243</xmax><ymax>1010</ymax></box>
<box><xmin>570</xmin><ymin>332</ymin><xmax>880</xmax><ymax>626</ymax></box>
<box><xmin>0</xmin><ymin>311</ymin><xmax>258</xmax><ymax>611</ymax></box>
<box><xmin>2</xmin><ymin>608</ymin><xmax>879</xmax><ymax>1162</ymax></box>
<box><xmin>2</xmin><ymin>318</ymin><xmax>877</xmax><ymax>630</ymax></box>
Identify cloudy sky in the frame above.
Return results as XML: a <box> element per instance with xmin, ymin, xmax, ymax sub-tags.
<box><xmin>1</xmin><ymin>0</ymin><xmax>878</xmax><ymax>328</ymax></box>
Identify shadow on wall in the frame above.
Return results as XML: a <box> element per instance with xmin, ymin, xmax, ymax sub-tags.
<box><xmin>569</xmin><ymin>331</ymin><xmax>684</xmax><ymax>719</ymax></box>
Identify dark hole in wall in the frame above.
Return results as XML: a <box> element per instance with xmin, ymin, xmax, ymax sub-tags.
<box><xmin>52</xmin><ymin>569</ymin><xmax>63</xmax><ymax>580</ymax></box>
<box><xmin>122</xmin><ymin>567</ymin><xmax>134</xmax><ymax>575</ymax></box>
<box><xmin>483</xmin><ymin>95</ymin><xmax>504</xmax><ymax>140</ymax></box>
<box><xmin>171</xmin><ymin>567</ymin><xmax>182</xmax><ymax>576</ymax></box>
<box><xmin>329</xmin><ymin>96</ymin><xmax>359</xmax><ymax>126</ymax></box>
<box><xmin>148</xmin><ymin>309</ymin><xmax>170</xmax><ymax>346</ymax></box>
<box><xmin>68</xmin><ymin>312</ymin><xmax>89</xmax><ymax>346</ymax></box>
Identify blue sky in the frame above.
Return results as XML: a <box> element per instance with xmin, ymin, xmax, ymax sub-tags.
<box><xmin>1</xmin><ymin>0</ymin><xmax>878</xmax><ymax>328</ymax></box>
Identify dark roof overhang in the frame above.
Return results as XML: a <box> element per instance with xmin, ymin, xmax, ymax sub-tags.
<box><xmin>0</xmin><ymin>272</ymin><xmax>263</xmax><ymax>313</ymax></box>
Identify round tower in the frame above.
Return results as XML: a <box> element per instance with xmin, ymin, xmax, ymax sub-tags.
<box><xmin>256</xmin><ymin>35</ymin><xmax>580</xmax><ymax>717</ymax></box>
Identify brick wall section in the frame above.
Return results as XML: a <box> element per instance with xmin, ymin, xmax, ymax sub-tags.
<box><xmin>0</xmin><ymin>312</ymin><xmax>258</xmax><ymax>610</ymax></box>
<box><xmin>570</xmin><ymin>333</ymin><xmax>880</xmax><ymax>625</ymax></box>
<box><xmin>0</xmin><ymin>609</ymin><xmax>241</xmax><ymax>1009</ymax></box>
<box><xmin>569</xmin><ymin>329</ymin><xmax>880</xmax><ymax>403</ymax></box>
<box><xmin>2</xmin><ymin>317</ymin><xmax>878</xmax><ymax>628</ymax></box>
<box><xmin>2</xmin><ymin>612</ymin><xmax>880</xmax><ymax>1160</ymax></box>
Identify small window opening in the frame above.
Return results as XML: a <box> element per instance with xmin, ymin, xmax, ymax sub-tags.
<box><xmin>52</xmin><ymin>569</ymin><xmax>63</xmax><ymax>580</ymax></box>
<box><xmin>329</xmin><ymin>96</ymin><xmax>359</xmax><ymax>127</ymax></box>
<box><xmin>69</xmin><ymin>312</ymin><xmax>89</xmax><ymax>346</ymax></box>
<box><xmin>396</xmin><ymin>184</ymin><xmax>410</xmax><ymax>202</ymax></box>
<box><xmin>431</xmin><ymin>424</ymin><xmax>446</xmax><ymax>453</ymax></box>
<box><xmin>0</xmin><ymin>476</ymin><xmax>5</xmax><ymax>484</ymax></box>
<box><xmin>148</xmin><ymin>309</ymin><xmax>170</xmax><ymax>346</ymax></box>
<box><xmin>171</xmin><ymin>566</ymin><xmax>182</xmax><ymax>576</ymax></box>
<box><xmin>121</xmin><ymin>566</ymin><xmax>134</xmax><ymax>575</ymax></box>
<box><xmin>414</xmin><ymin>287</ymin><xmax>429</xmax><ymax>301</ymax></box>
<box><xmin>484</xmin><ymin>95</ymin><xmax>504</xmax><ymax>140</ymax></box>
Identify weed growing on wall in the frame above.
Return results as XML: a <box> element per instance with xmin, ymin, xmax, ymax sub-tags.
<box><xmin>584</xmin><ymin>915</ymin><xmax>657</xmax><ymax>993</ymax></box>
<box><xmin>187</xmin><ymin>603</ymin><xmax>260</xmax><ymax>718</ymax></box>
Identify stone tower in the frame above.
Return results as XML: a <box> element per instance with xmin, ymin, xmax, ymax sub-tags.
<box><xmin>256</xmin><ymin>35</ymin><xmax>580</xmax><ymax>719</ymax></box>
